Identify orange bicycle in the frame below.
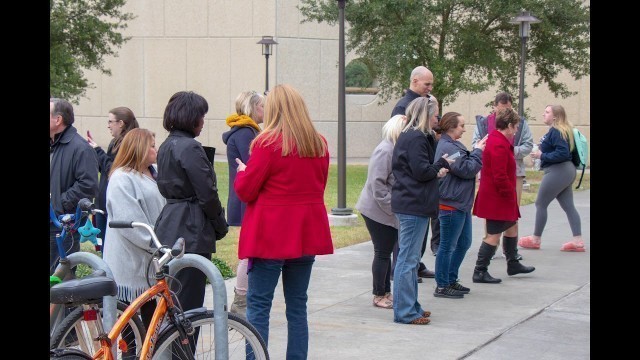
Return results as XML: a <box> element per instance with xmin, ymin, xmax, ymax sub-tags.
<box><xmin>49</xmin><ymin>220</ymin><xmax>268</xmax><ymax>360</ymax></box>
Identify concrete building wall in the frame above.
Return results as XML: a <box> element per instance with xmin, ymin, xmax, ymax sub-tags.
<box><xmin>74</xmin><ymin>0</ymin><xmax>589</xmax><ymax>167</ymax></box>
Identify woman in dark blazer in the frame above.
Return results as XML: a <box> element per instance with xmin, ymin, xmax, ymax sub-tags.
<box><xmin>154</xmin><ymin>91</ymin><xmax>228</xmax><ymax>315</ymax></box>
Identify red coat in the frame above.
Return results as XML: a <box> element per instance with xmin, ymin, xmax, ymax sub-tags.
<box><xmin>234</xmin><ymin>137</ymin><xmax>334</xmax><ymax>259</ymax></box>
<box><xmin>472</xmin><ymin>130</ymin><xmax>521</xmax><ymax>221</ymax></box>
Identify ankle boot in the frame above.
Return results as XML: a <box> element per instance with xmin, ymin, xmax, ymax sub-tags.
<box><xmin>504</xmin><ymin>236</ymin><xmax>535</xmax><ymax>276</ymax></box>
<box><xmin>472</xmin><ymin>242</ymin><xmax>502</xmax><ymax>284</ymax></box>
<box><xmin>230</xmin><ymin>288</ymin><xmax>247</xmax><ymax>317</ymax></box>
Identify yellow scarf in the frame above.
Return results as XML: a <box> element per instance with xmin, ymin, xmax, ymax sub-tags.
<box><xmin>225</xmin><ymin>114</ymin><xmax>261</xmax><ymax>133</ymax></box>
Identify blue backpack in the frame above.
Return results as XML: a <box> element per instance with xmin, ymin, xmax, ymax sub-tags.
<box><xmin>571</xmin><ymin>128</ymin><xmax>588</xmax><ymax>189</ymax></box>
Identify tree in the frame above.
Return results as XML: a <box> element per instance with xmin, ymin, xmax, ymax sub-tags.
<box><xmin>299</xmin><ymin>0</ymin><xmax>590</xmax><ymax>108</ymax></box>
<box><xmin>50</xmin><ymin>0</ymin><xmax>135</xmax><ymax>104</ymax></box>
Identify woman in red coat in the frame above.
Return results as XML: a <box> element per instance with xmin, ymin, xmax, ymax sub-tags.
<box><xmin>471</xmin><ymin>108</ymin><xmax>535</xmax><ymax>284</ymax></box>
<box><xmin>234</xmin><ymin>84</ymin><xmax>333</xmax><ymax>359</ymax></box>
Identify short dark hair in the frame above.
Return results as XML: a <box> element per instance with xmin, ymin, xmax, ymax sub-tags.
<box><xmin>494</xmin><ymin>92</ymin><xmax>513</xmax><ymax>106</ymax></box>
<box><xmin>162</xmin><ymin>91</ymin><xmax>209</xmax><ymax>136</ymax></box>
<box><xmin>50</xmin><ymin>98</ymin><xmax>75</xmax><ymax>126</ymax></box>
<box><xmin>438</xmin><ymin>112</ymin><xmax>462</xmax><ymax>133</ymax></box>
<box><xmin>495</xmin><ymin>108</ymin><xmax>520</xmax><ymax>130</ymax></box>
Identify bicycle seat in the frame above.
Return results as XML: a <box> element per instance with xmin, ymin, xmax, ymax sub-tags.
<box><xmin>50</xmin><ymin>271</ymin><xmax>117</xmax><ymax>306</ymax></box>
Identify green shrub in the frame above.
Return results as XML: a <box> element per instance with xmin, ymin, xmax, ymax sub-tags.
<box><xmin>211</xmin><ymin>257</ymin><xmax>234</xmax><ymax>280</ymax></box>
<box><xmin>346</xmin><ymin>59</ymin><xmax>373</xmax><ymax>88</ymax></box>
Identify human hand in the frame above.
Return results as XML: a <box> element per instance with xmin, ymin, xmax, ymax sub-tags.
<box><xmin>530</xmin><ymin>149</ymin><xmax>542</xmax><ymax>159</ymax></box>
<box><xmin>235</xmin><ymin>158</ymin><xmax>247</xmax><ymax>172</ymax></box>
<box><xmin>474</xmin><ymin>134</ymin><xmax>488</xmax><ymax>151</ymax></box>
<box><xmin>437</xmin><ymin>168</ymin><xmax>449</xmax><ymax>178</ymax></box>
<box><xmin>442</xmin><ymin>153</ymin><xmax>455</xmax><ymax>165</ymax></box>
<box><xmin>86</xmin><ymin>130</ymin><xmax>98</xmax><ymax>148</ymax></box>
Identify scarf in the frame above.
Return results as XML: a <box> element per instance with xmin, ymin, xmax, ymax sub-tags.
<box><xmin>225</xmin><ymin>114</ymin><xmax>261</xmax><ymax>133</ymax></box>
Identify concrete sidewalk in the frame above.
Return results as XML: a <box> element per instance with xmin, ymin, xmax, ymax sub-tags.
<box><xmin>213</xmin><ymin>190</ymin><xmax>590</xmax><ymax>359</ymax></box>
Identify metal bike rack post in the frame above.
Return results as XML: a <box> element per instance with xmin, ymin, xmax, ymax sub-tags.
<box><xmin>169</xmin><ymin>254</ymin><xmax>229</xmax><ymax>360</ymax></box>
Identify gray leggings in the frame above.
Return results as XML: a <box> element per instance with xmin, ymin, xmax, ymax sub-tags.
<box><xmin>534</xmin><ymin>161</ymin><xmax>581</xmax><ymax>237</ymax></box>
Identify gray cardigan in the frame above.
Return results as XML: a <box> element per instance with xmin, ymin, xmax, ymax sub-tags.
<box><xmin>355</xmin><ymin>139</ymin><xmax>398</xmax><ymax>228</ymax></box>
<box><xmin>103</xmin><ymin>168</ymin><xmax>166</xmax><ymax>302</ymax></box>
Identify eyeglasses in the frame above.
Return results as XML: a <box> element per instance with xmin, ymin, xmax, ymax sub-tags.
<box><xmin>108</xmin><ymin>119</ymin><xmax>120</xmax><ymax>124</ymax></box>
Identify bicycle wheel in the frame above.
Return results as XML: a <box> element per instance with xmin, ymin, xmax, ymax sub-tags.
<box><xmin>50</xmin><ymin>300</ymin><xmax>146</xmax><ymax>360</ymax></box>
<box><xmin>153</xmin><ymin>311</ymin><xmax>269</xmax><ymax>360</ymax></box>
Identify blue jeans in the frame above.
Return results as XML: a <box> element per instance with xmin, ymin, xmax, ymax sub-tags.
<box><xmin>393</xmin><ymin>213</ymin><xmax>429</xmax><ymax>323</ymax></box>
<box><xmin>436</xmin><ymin>209</ymin><xmax>472</xmax><ymax>288</ymax></box>
<box><xmin>247</xmin><ymin>256</ymin><xmax>315</xmax><ymax>360</ymax></box>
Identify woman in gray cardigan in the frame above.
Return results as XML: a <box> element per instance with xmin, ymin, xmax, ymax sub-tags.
<box><xmin>104</xmin><ymin>128</ymin><xmax>166</xmax><ymax>329</ymax></box>
<box><xmin>356</xmin><ymin>115</ymin><xmax>407</xmax><ymax>309</ymax></box>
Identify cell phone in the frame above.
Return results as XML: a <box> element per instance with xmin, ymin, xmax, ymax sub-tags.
<box><xmin>448</xmin><ymin>151</ymin><xmax>461</xmax><ymax>161</ymax></box>
<box><xmin>87</xmin><ymin>130</ymin><xmax>92</xmax><ymax>138</ymax></box>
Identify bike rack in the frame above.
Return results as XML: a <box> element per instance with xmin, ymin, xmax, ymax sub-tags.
<box><xmin>169</xmin><ymin>254</ymin><xmax>229</xmax><ymax>360</ymax></box>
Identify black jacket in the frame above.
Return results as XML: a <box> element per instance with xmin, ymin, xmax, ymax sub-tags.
<box><xmin>50</xmin><ymin>125</ymin><xmax>99</xmax><ymax>215</ymax></box>
<box><xmin>391</xmin><ymin>128</ymin><xmax>449</xmax><ymax>218</ymax></box>
<box><xmin>391</xmin><ymin>89</ymin><xmax>422</xmax><ymax>117</ymax></box>
<box><xmin>93</xmin><ymin>140</ymin><xmax>115</xmax><ymax>212</ymax></box>
<box><xmin>154</xmin><ymin>130</ymin><xmax>226</xmax><ymax>254</ymax></box>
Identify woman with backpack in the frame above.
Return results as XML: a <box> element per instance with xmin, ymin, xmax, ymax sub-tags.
<box><xmin>518</xmin><ymin>104</ymin><xmax>585</xmax><ymax>252</ymax></box>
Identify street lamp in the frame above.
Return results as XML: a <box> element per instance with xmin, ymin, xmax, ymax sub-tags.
<box><xmin>331</xmin><ymin>0</ymin><xmax>353</xmax><ymax>217</ymax></box>
<box><xmin>509</xmin><ymin>10</ymin><xmax>541</xmax><ymax>118</ymax></box>
<box><xmin>257</xmin><ymin>36</ymin><xmax>278</xmax><ymax>93</ymax></box>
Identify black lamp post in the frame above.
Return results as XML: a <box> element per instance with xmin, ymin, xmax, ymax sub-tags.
<box><xmin>257</xmin><ymin>36</ymin><xmax>278</xmax><ymax>93</ymax></box>
<box><xmin>509</xmin><ymin>10</ymin><xmax>541</xmax><ymax>118</ymax></box>
<box><xmin>331</xmin><ymin>0</ymin><xmax>352</xmax><ymax>216</ymax></box>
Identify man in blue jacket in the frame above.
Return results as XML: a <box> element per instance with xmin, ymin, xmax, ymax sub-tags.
<box><xmin>50</xmin><ymin>98</ymin><xmax>99</xmax><ymax>275</ymax></box>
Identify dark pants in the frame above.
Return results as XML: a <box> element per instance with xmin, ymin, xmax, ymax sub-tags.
<box><xmin>362</xmin><ymin>215</ymin><xmax>397</xmax><ymax>296</ymax></box>
<box><xmin>50</xmin><ymin>222</ymin><xmax>81</xmax><ymax>276</ymax></box>
<box><xmin>171</xmin><ymin>252</ymin><xmax>211</xmax><ymax>312</ymax></box>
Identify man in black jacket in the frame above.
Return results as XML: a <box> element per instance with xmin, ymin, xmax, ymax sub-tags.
<box><xmin>50</xmin><ymin>98</ymin><xmax>99</xmax><ymax>275</ymax></box>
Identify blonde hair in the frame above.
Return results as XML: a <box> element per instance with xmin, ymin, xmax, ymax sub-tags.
<box><xmin>382</xmin><ymin>115</ymin><xmax>406</xmax><ymax>144</ymax></box>
<box><xmin>547</xmin><ymin>104</ymin><xmax>575</xmax><ymax>150</ymax></box>
<box><xmin>109</xmin><ymin>128</ymin><xmax>155</xmax><ymax>177</ymax></box>
<box><xmin>251</xmin><ymin>84</ymin><xmax>327</xmax><ymax>157</ymax></box>
<box><xmin>235</xmin><ymin>91</ymin><xmax>264</xmax><ymax>119</ymax></box>
<box><xmin>403</xmin><ymin>96</ymin><xmax>438</xmax><ymax>134</ymax></box>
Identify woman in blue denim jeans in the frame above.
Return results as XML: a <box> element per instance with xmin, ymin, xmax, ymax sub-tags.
<box><xmin>433</xmin><ymin>112</ymin><xmax>486</xmax><ymax>299</ymax></box>
<box><xmin>234</xmin><ymin>84</ymin><xmax>334</xmax><ymax>359</ymax></box>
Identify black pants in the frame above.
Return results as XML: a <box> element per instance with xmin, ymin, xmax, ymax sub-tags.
<box><xmin>362</xmin><ymin>215</ymin><xmax>397</xmax><ymax>296</ymax></box>
<box><xmin>171</xmin><ymin>252</ymin><xmax>211</xmax><ymax>312</ymax></box>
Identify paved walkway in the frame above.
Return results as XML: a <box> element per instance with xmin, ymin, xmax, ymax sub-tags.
<box><xmin>210</xmin><ymin>189</ymin><xmax>590</xmax><ymax>359</ymax></box>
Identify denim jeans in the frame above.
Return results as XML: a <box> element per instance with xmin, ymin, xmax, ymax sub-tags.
<box><xmin>393</xmin><ymin>213</ymin><xmax>429</xmax><ymax>323</ymax></box>
<box><xmin>435</xmin><ymin>209</ymin><xmax>473</xmax><ymax>288</ymax></box>
<box><xmin>247</xmin><ymin>256</ymin><xmax>315</xmax><ymax>360</ymax></box>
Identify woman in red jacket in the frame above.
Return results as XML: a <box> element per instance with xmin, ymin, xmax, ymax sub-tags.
<box><xmin>471</xmin><ymin>108</ymin><xmax>535</xmax><ymax>284</ymax></box>
<box><xmin>235</xmin><ymin>84</ymin><xmax>333</xmax><ymax>359</ymax></box>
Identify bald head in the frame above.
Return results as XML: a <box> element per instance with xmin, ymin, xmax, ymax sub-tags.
<box><xmin>409</xmin><ymin>66</ymin><xmax>434</xmax><ymax>97</ymax></box>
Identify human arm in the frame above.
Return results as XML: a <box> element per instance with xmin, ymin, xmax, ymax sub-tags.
<box><xmin>234</xmin><ymin>142</ymin><xmax>273</xmax><ymax>203</ymax></box>
<box><xmin>407</xmin><ymin>135</ymin><xmax>449</xmax><ymax>182</ymax></box>
<box><xmin>369</xmin><ymin>145</ymin><xmax>394</xmax><ymax>216</ymax></box>
<box><xmin>538</xmin><ymin>129</ymin><xmax>571</xmax><ymax>164</ymax></box>
<box><xmin>60</xmin><ymin>145</ymin><xmax>99</xmax><ymax>213</ymax></box>
<box><xmin>489</xmin><ymin>142</ymin><xmax>514</xmax><ymax>198</ymax></box>
<box><xmin>180</xmin><ymin>141</ymin><xmax>224</xmax><ymax>220</ymax></box>
<box><xmin>514</xmin><ymin>119</ymin><xmax>533</xmax><ymax>159</ymax></box>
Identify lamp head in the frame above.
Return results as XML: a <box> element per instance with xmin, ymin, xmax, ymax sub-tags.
<box><xmin>257</xmin><ymin>35</ymin><xmax>278</xmax><ymax>56</ymax></box>
<box><xmin>509</xmin><ymin>10</ymin><xmax>541</xmax><ymax>38</ymax></box>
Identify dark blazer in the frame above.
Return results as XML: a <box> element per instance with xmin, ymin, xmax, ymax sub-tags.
<box><xmin>154</xmin><ymin>130</ymin><xmax>226</xmax><ymax>254</ymax></box>
<box><xmin>222</xmin><ymin>126</ymin><xmax>259</xmax><ymax>226</ymax></box>
<box><xmin>93</xmin><ymin>140</ymin><xmax>115</xmax><ymax>212</ymax></box>
<box><xmin>391</xmin><ymin>128</ymin><xmax>449</xmax><ymax>218</ymax></box>
<box><xmin>391</xmin><ymin>89</ymin><xmax>422</xmax><ymax>117</ymax></box>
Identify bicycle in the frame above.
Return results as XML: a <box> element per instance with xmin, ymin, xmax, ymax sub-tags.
<box><xmin>50</xmin><ymin>199</ymin><xmax>146</xmax><ymax>359</ymax></box>
<box><xmin>50</xmin><ymin>220</ymin><xmax>269</xmax><ymax>360</ymax></box>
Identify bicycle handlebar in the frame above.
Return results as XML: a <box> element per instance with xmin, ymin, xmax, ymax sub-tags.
<box><xmin>108</xmin><ymin>221</ymin><xmax>185</xmax><ymax>263</ymax></box>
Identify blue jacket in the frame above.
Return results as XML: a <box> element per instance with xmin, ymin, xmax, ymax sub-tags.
<box><xmin>391</xmin><ymin>128</ymin><xmax>450</xmax><ymax>218</ymax></box>
<box><xmin>222</xmin><ymin>126</ymin><xmax>259</xmax><ymax>226</ymax></box>
<box><xmin>434</xmin><ymin>134</ymin><xmax>483</xmax><ymax>212</ymax></box>
<box><xmin>539</xmin><ymin>127</ymin><xmax>572</xmax><ymax>168</ymax></box>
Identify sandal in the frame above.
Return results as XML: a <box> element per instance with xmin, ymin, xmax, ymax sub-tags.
<box><xmin>384</xmin><ymin>292</ymin><xmax>393</xmax><ymax>301</ymax></box>
<box><xmin>422</xmin><ymin>310</ymin><xmax>431</xmax><ymax>317</ymax></box>
<box><xmin>560</xmin><ymin>241</ymin><xmax>586</xmax><ymax>252</ymax></box>
<box><xmin>373</xmin><ymin>295</ymin><xmax>393</xmax><ymax>309</ymax></box>
<box><xmin>410</xmin><ymin>317</ymin><xmax>431</xmax><ymax>325</ymax></box>
<box><xmin>518</xmin><ymin>235</ymin><xmax>541</xmax><ymax>249</ymax></box>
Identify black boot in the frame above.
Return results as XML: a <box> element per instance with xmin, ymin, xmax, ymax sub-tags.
<box><xmin>472</xmin><ymin>242</ymin><xmax>502</xmax><ymax>284</ymax></box>
<box><xmin>504</xmin><ymin>236</ymin><xmax>535</xmax><ymax>276</ymax></box>
<box><xmin>502</xmin><ymin>238</ymin><xmax>523</xmax><ymax>260</ymax></box>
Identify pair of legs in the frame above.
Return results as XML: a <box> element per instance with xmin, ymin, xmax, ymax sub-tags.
<box><xmin>391</xmin><ymin>217</ymin><xmax>436</xmax><ymax>279</ymax></box>
<box><xmin>519</xmin><ymin>161</ymin><xmax>584</xmax><ymax>251</ymax></box>
<box><xmin>435</xmin><ymin>209</ymin><xmax>472</xmax><ymax>289</ymax></box>
<box><xmin>247</xmin><ymin>256</ymin><xmax>315</xmax><ymax>360</ymax></box>
<box><xmin>362</xmin><ymin>215</ymin><xmax>396</xmax><ymax>308</ymax></box>
<box><xmin>484</xmin><ymin>176</ymin><xmax>525</xmax><ymax>259</ymax></box>
<box><xmin>393</xmin><ymin>213</ymin><xmax>430</xmax><ymax>324</ymax></box>
<box><xmin>473</xmin><ymin>221</ymin><xmax>535</xmax><ymax>284</ymax></box>
<box><xmin>231</xmin><ymin>258</ymin><xmax>249</xmax><ymax>315</ymax></box>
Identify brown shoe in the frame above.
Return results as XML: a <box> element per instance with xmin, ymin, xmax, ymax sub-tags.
<box><xmin>409</xmin><ymin>317</ymin><xmax>431</xmax><ymax>325</ymax></box>
<box><xmin>422</xmin><ymin>310</ymin><xmax>431</xmax><ymax>317</ymax></box>
<box><xmin>418</xmin><ymin>269</ymin><xmax>435</xmax><ymax>278</ymax></box>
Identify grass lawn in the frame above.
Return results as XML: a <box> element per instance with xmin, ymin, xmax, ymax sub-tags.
<box><xmin>81</xmin><ymin>163</ymin><xmax>590</xmax><ymax>278</ymax></box>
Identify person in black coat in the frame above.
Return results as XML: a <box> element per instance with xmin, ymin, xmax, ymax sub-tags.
<box><xmin>154</xmin><ymin>91</ymin><xmax>228</xmax><ymax>315</ymax></box>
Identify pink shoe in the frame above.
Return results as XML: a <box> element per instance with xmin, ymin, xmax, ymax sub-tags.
<box><xmin>560</xmin><ymin>241</ymin><xmax>586</xmax><ymax>252</ymax></box>
<box><xmin>518</xmin><ymin>235</ymin><xmax>540</xmax><ymax>249</ymax></box>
